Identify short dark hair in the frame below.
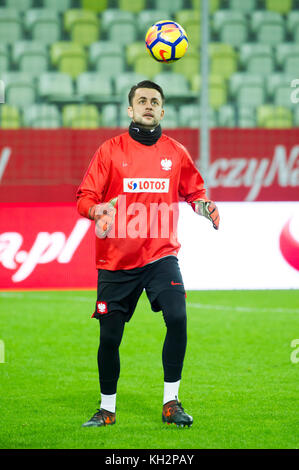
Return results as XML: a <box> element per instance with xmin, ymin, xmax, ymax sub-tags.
<box><xmin>128</xmin><ymin>80</ymin><xmax>165</xmax><ymax>106</ymax></box>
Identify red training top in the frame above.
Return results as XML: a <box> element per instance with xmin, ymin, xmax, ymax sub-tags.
<box><xmin>76</xmin><ymin>131</ymin><xmax>208</xmax><ymax>270</ymax></box>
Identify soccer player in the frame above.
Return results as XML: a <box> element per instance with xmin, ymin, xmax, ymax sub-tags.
<box><xmin>77</xmin><ymin>80</ymin><xmax>219</xmax><ymax>428</ymax></box>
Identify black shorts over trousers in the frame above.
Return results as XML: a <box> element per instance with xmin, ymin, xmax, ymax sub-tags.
<box><xmin>93</xmin><ymin>256</ymin><xmax>187</xmax><ymax>395</ymax></box>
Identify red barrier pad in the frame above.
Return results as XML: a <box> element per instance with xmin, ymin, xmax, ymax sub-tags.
<box><xmin>0</xmin><ymin>203</ymin><xmax>97</xmax><ymax>289</ymax></box>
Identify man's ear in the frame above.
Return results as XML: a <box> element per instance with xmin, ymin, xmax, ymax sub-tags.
<box><xmin>127</xmin><ymin>106</ymin><xmax>133</xmax><ymax>119</ymax></box>
<box><xmin>160</xmin><ymin>108</ymin><xmax>165</xmax><ymax>120</ymax></box>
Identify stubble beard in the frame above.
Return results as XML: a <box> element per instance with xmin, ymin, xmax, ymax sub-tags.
<box><xmin>133</xmin><ymin>115</ymin><xmax>159</xmax><ymax>130</ymax></box>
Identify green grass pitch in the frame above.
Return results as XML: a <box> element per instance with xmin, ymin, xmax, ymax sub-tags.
<box><xmin>0</xmin><ymin>289</ymin><xmax>298</xmax><ymax>449</ymax></box>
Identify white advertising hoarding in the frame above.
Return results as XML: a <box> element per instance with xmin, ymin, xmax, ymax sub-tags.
<box><xmin>178</xmin><ymin>202</ymin><xmax>299</xmax><ymax>290</ymax></box>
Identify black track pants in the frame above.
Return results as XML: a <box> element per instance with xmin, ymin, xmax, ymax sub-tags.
<box><xmin>97</xmin><ymin>291</ymin><xmax>187</xmax><ymax>394</ymax></box>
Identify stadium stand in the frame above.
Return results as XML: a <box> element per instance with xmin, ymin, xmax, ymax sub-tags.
<box><xmin>12</xmin><ymin>41</ymin><xmax>48</xmax><ymax>75</ymax></box>
<box><xmin>24</xmin><ymin>9</ymin><xmax>61</xmax><ymax>43</ymax></box>
<box><xmin>62</xmin><ymin>103</ymin><xmax>100</xmax><ymax>127</ymax></box>
<box><xmin>0</xmin><ymin>104</ymin><xmax>21</xmax><ymax>128</ymax></box>
<box><xmin>23</xmin><ymin>103</ymin><xmax>61</xmax><ymax>127</ymax></box>
<box><xmin>0</xmin><ymin>0</ymin><xmax>298</xmax><ymax>128</ymax></box>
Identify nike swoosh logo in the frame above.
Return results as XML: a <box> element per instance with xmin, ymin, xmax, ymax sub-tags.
<box><xmin>159</xmin><ymin>49</ymin><xmax>168</xmax><ymax>62</ymax></box>
<box><xmin>171</xmin><ymin>281</ymin><xmax>183</xmax><ymax>286</ymax></box>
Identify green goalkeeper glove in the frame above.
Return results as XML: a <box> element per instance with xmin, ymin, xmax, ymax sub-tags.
<box><xmin>90</xmin><ymin>197</ymin><xmax>118</xmax><ymax>238</ymax></box>
<box><xmin>193</xmin><ymin>199</ymin><xmax>220</xmax><ymax>230</ymax></box>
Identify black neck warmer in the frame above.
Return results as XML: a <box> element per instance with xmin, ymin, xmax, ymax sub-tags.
<box><xmin>129</xmin><ymin>121</ymin><xmax>162</xmax><ymax>146</ymax></box>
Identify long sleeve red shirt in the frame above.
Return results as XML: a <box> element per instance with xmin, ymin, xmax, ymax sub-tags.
<box><xmin>77</xmin><ymin>131</ymin><xmax>208</xmax><ymax>270</ymax></box>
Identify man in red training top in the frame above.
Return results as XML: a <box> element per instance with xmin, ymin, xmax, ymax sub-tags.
<box><xmin>77</xmin><ymin>80</ymin><xmax>219</xmax><ymax>428</ymax></box>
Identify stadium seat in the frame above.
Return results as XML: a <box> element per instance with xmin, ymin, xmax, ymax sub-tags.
<box><xmin>137</xmin><ymin>10</ymin><xmax>171</xmax><ymax>35</ymax></box>
<box><xmin>0</xmin><ymin>45</ymin><xmax>9</xmax><ymax>72</ymax></box>
<box><xmin>126</xmin><ymin>42</ymin><xmax>147</xmax><ymax>67</ymax></box>
<box><xmin>42</xmin><ymin>0</ymin><xmax>72</xmax><ymax>12</ymax></box>
<box><xmin>38</xmin><ymin>72</ymin><xmax>75</xmax><ymax>102</ymax></box>
<box><xmin>208</xmin><ymin>75</ymin><xmax>227</xmax><ymax>111</ymax></box>
<box><xmin>218</xmin><ymin>105</ymin><xmax>236</xmax><ymax>127</ymax></box>
<box><xmin>230</xmin><ymin>73</ymin><xmax>265</xmax><ymax>108</ymax></box>
<box><xmin>179</xmin><ymin>104</ymin><xmax>217</xmax><ymax>127</ymax></box>
<box><xmin>213</xmin><ymin>10</ymin><xmax>248</xmax><ymax>47</ymax></box>
<box><xmin>25</xmin><ymin>9</ymin><xmax>61</xmax><ymax>44</ymax></box>
<box><xmin>160</xmin><ymin>105</ymin><xmax>179</xmax><ymax>128</ymax></box>
<box><xmin>89</xmin><ymin>41</ymin><xmax>125</xmax><ymax>77</ymax></box>
<box><xmin>239</xmin><ymin>43</ymin><xmax>274</xmax><ymax>76</ymax></box>
<box><xmin>102</xmin><ymin>10</ymin><xmax>137</xmax><ymax>46</ymax></box>
<box><xmin>263</xmin><ymin>0</ymin><xmax>293</xmax><ymax>14</ymax></box>
<box><xmin>6</xmin><ymin>0</ymin><xmax>33</xmax><ymax>10</ymax></box>
<box><xmin>191</xmin><ymin>0</ymin><xmax>220</xmax><ymax>14</ymax></box>
<box><xmin>126</xmin><ymin>43</ymin><xmax>162</xmax><ymax>81</ymax></box>
<box><xmin>0</xmin><ymin>9</ymin><xmax>22</xmax><ymax>43</ymax></box>
<box><xmin>251</xmin><ymin>11</ymin><xmax>285</xmax><ymax>46</ymax></box>
<box><xmin>80</xmin><ymin>0</ymin><xmax>108</xmax><ymax>13</ymax></box>
<box><xmin>133</xmin><ymin>55</ymin><xmax>163</xmax><ymax>80</ymax></box>
<box><xmin>275</xmin><ymin>44</ymin><xmax>299</xmax><ymax>76</ymax></box>
<box><xmin>209</xmin><ymin>43</ymin><xmax>237</xmax><ymax>79</ymax></box>
<box><xmin>23</xmin><ymin>104</ymin><xmax>61</xmax><ymax>128</ymax></box>
<box><xmin>64</xmin><ymin>9</ymin><xmax>100</xmax><ymax>46</ymax></box>
<box><xmin>62</xmin><ymin>104</ymin><xmax>100</xmax><ymax>128</ymax></box>
<box><xmin>191</xmin><ymin>75</ymin><xmax>227</xmax><ymax>110</ymax></box>
<box><xmin>238</xmin><ymin>106</ymin><xmax>256</xmax><ymax>127</ymax></box>
<box><xmin>174</xmin><ymin>12</ymin><xmax>201</xmax><ymax>47</ymax></box>
<box><xmin>120</xmin><ymin>117</ymin><xmax>132</xmax><ymax>128</ymax></box>
<box><xmin>12</xmin><ymin>41</ymin><xmax>48</xmax><ymax>76</ymax></box>
<box><xmin>257</xmin><ymin>105</ymin><xmax>293</xmax><ymax>128</ymax></box>
<box><xmin>287</xmin><ymin>11</ymin><xmax>299</xmax><ymax>42</ymax></box>
<box><xmin>50</xmin><ymin>42</ymin><xmax>87</xmax><ymax>79</ymax></box>
<box><xmin>119</xmin><ymin>101</ymin><xmax>133</xmax><ymax>126</ymax></box>
<box><xmin>118</xmin><ymin>0</ymin><xmax>146</xmax><ymax>14</ymax></box>
<box><xmin>102</xmin><ymin>9</ymin><xmax>135</xmax><ymax>30</ymax></box>
<box><xmin>172</xmin><ymin>48</ymin><xmax>200</xmax><ymax>82</ymax></box>
<box><xmin>152</xmin><ymin>0</ymin><xmax>184</xmax><ymax>16</ymax></box>
<box><xmin>293</xmin><ymin>106</ymin><xmax>299</xmax><ymax>127</ymax></box>
<box><xmin>267</xmin><ymin>74</ymin><xmax>295</xmax><ymax>108</ymax></box>
<box><xmin>175</xmin><ymin>10</ymin><xmax>200</xmax><ymax>25</ymax></box>
<box><xmin>101</xmin><ymin>104</ymin><xmax>119</xmax><ymax>127</ymax></box>
<box><xmin>182</xmin><ymin>19</ymin><xmax>201</xmax><ymax>47</ymax></box>
<box><xmin>77</xmin><ymin>73</ymin><xmax>114</xmax><ymax>103</ymax></box>
<box><xmin>228</xmin><ymin>0</ymin><xmax>257</xmax><ymax>12</ymax></box>
<box><xmin>2</xmin><ymin>72</ymin><xmax>36</xmax><ymax>107</ymax></box>
<box><xmin>153</xmin><ymin>72</ymin><xmax>194</xmax><ymax>100</ymax></box>
<box><xmin>114</xmin><ymin>72</ymin><xmax>148</xmax><ymax>101</ymax></box>
<box><xmin>0</xmin><ymin>104</ymin><xmax>21</xmax><ymax>129</ymax></box>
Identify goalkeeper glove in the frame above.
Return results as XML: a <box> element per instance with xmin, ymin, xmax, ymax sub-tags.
<box><xmin>89</xmin><ymin>197</ymin><xmax>118</xmax><ymax>238</ymax></box>
<box><xmin>193</xmin><ymin>199</ymin><xmax>220</xmax><ymax>230</ymax></box>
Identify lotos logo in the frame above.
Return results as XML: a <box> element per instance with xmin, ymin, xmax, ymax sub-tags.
<box><xmin>123</xmin><ymin>178</ymin><xmax>169</xmax><ymax>193</ymax></box>
<box><xmin>279</xmin><ymin>216</ymin><xmax>299</xmax><ymax>272</ymax></box>
<box><xmin>127</xmin><ymin>181</ymin><xmax>138</xmax><ymax>191</ymax></box>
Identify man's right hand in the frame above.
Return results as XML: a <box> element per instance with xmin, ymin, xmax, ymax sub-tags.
<box><xmin>90</xmin><ymin>197</ymin><xmax>118</xmax><ymax>238</ymax></box>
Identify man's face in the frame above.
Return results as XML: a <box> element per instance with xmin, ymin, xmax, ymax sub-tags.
<box><xmin>127</xmin><ymin>87</ymin><xmax>164</xmax><ymax>129</ymax></box>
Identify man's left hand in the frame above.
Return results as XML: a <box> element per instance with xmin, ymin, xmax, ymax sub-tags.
<box><xmin>194</xmin><ymin>200</ymin><xmax>220</xmax><ymax>230</ymax></box>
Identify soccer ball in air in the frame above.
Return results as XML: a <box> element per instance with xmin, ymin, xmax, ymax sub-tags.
<box><xmin>145</xmin><ymin>20</ymin><xmax>188</xmax><ymax>63</ymax></box>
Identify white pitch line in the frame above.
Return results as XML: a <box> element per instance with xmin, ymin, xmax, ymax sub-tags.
<box><xmin>0</xmin><ymin>292</ymin><xmax>93</xmax><ymax>302</ymax></box>
<box><xmin>1</xmin><ymin>293</ymin><xmax>298</xmax><ymax>314</ymax></box>
<box><xmin>187</xmin><ymin>302</ymin><xmax>299</xmax><ymax>315</ymax></box>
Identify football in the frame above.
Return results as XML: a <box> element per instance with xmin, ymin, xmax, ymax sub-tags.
<box><xmin>145</xmin><ymin>20</ymin><xmax>188</xmax><ymax>63</ymax></box>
